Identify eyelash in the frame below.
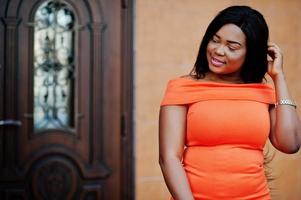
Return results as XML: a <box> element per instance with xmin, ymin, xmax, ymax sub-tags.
<box><xmin>228</xmin><ymin>46</ymin><xmax>236</xmax><ymax>51</ymax></box>
<box><xmin>211</xmin><ymin>37</ymin><xmax>219</xmax><ymax>43</ymax></box>
<box><xmin>211</xmin><ymin>38</ymin><xmax>237</xmax><ymax>51</ymax></box>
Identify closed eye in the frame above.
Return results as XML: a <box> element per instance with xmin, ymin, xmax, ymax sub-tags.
<box><xmin>228</xmin><ymin>46</ymin><xmax>236</xmax><ymax>51</ymax></box>
<box><xmin>211</xmin><ymin>35</ymin><xmax>219</xmax><ymax>43</ymax></box>
<box><xmin>228</xmin><ymin>44</ymin><xmax>240</xmax><ymax>51</ymax></box>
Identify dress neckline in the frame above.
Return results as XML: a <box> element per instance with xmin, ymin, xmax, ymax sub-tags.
<box><xmin>161</xmin><ymin>77</ymin><xmax>276</xmax><ymax>106</ymax></box>
<box><xmin>176</xmin><ymin>77</ymin><xmax>271</xmax><ymax>87</ymax></box>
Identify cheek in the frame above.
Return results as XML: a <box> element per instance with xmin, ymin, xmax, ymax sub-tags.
<box><xmin>206</xmin><ymin>43</ymin><xmax>216</xmax><ymax>60</ymax></box>
<box><xmin>228</xmin><ymin>52</ymin><xmax>246</xmax><ymax>64</ymax></box>
<box><xmin>206</xmin><ymin>45</ymin><xmax>211</xmax><ymax>55</ymax></box>
<box><xmin>206</xmin><ymin>42</ymin><xmax>216</xmax><ymax>53</ymax></box>
<box><xmin>206</xmin><ymin>46</ymin><xmax>211</xmax><ymax>59</ymax></box>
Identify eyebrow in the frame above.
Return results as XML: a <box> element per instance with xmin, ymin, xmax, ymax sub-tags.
<box><xmin>214</xmin><ymin>34</ymin><xmax>242</xmax><ymax>46</ymax></box>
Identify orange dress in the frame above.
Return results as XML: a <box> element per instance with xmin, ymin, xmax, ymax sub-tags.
<box><xmin>161</xmin><ymin>77</ymin><xmax>276</xmax><ymax>200</ymax></box>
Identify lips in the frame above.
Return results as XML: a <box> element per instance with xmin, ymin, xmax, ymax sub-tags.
<box><xmin>211</xmin><ymin>57</ymin><xmax>226</xmax><ymax>67</ymax></box>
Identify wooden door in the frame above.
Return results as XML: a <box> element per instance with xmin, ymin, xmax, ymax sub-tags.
<box><xmin>0</xmin><ymin>0</ymin><xmax>134</xmax><ymax>199</ymax></box>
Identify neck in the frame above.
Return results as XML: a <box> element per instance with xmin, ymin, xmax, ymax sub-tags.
<box><xmin>205</xmin><ymin>72</ymin><xmax>243</xmax><ymax>84</ymax></box>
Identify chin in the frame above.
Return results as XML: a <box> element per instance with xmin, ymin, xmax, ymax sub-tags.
<box><xmin>208</xmin><ymin>64</ymin><xmax>225</xmax><ymax>74</ymax></box>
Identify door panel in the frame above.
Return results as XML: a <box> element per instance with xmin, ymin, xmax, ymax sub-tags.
<box><xmin>0</xmin><ymin>0</ymin><xmax>134</xmax><ymax>199</ymax></box>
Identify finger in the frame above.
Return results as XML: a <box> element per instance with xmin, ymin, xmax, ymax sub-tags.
<box><xmin>267</xmin><ymin>47</ymin><xmax>277</xmax><ymax>57</ymax></box>
<box><xmin>267</xmin><ymin>54</ymin><xmax>273</xmax><ymax>62</ymax></box>
<box><xmin>268</xmin><ymin>43</ymin><xmax>282</xmax><ymax>52</ymax></box>
<box><xmin>268</xmin><ymin>46</ymin><xmax>282</xmax><ymax>57</ymax></box>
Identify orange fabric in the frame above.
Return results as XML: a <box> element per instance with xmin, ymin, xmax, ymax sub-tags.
<box><xmin>161</xmin><ymin>77</ymin><xmax>276</xmax><ymax>200</ymax></box>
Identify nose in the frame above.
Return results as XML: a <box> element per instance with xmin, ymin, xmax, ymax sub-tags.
<box><xmin>215</xmin><ymin>44</ymin><xmax>225</xmax><ymax>56</ymax></box>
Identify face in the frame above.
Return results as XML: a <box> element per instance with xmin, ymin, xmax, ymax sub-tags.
<box><xmin>206</xmin><ymin>23</ymin><xmax>247</xmax><ymax>78</ymax></box>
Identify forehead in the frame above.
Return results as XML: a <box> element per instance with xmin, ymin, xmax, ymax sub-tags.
<box><xmin>215</xmin><ymin>24</ymin><xmax>246</xmax><ymax>44</ymax></box>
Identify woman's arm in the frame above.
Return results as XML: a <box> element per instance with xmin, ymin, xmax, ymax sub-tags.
<box><xmin>159</xmin><ymin>105</ymin><xmax>194</xmax><ymax>200</ymax></box>
<box><xmin>268</xmin><ymin>43</ymin><xmax>301</xmax><ymax>153</ymax></box>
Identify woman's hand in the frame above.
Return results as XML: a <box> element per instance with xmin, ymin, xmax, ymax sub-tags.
<box><xmin>267</xmin><ymin>43</ymin><xmax>284</xmax><ymax>80</ymax></box>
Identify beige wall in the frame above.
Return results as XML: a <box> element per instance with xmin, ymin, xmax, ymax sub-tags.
<box><xmin>135</xmin><ymin>1</ymin><xmax>301</xmax><ymax>199</ymax></box>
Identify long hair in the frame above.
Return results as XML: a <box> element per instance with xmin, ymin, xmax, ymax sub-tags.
<box><xmin>191</xmin><ymin>6</ymin><xmax>269</xmax><ymax>83</ymax></box>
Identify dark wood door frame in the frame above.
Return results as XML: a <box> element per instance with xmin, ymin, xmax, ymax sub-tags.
<box><xmin>121</xmin><ymin>0</ymin><xmax>135</xmax><ymax>199</ymax></box>
<box><xmin>0</xmin><ymin>0</ymin><xmax>135</xmax><ymax>199</ymax></box>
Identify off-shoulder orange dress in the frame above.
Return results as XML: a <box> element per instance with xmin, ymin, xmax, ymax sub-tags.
<box><xmin>161</xmin><ymin>77</ymin><xmax>276</xmax><ymax>200</ymax></box>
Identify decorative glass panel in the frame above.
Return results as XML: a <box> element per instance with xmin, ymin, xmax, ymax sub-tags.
<box><xmin>33</xmin><ymin>1</ymin><xmax>75</xmax><ymax>132</ymax></box>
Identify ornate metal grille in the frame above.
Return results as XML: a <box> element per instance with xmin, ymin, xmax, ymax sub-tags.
<box><xmin>33</xmin><ymin>0</ymin><xmax>75</xmax><ymax>132</ymax></box>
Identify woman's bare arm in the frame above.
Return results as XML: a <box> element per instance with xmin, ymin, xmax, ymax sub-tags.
<box><xmin>268</xmin><ymin>43</ymin><xmax>301</xmax><ymax>153</ymax></box>
<box><xmin>269</xmin><ymin>74</ymin><xmax>301</xmax><ymax>153</ymax></box>
<box><xmin>159</xmin><ymin>105</ymin><xmax>194</xmax><ymax>200</ymax></box>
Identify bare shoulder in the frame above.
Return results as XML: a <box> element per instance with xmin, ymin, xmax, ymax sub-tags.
<box><xmin>179</xmin><ymin>74</ymin><xmax>196</xmax><ymax>80</ymax></box>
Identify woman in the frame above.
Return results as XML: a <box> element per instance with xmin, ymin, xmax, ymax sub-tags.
<box><xmin>159</xmin><ymin>5</ymin><xmax>301</xmax><ymax>200</ymax></box>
